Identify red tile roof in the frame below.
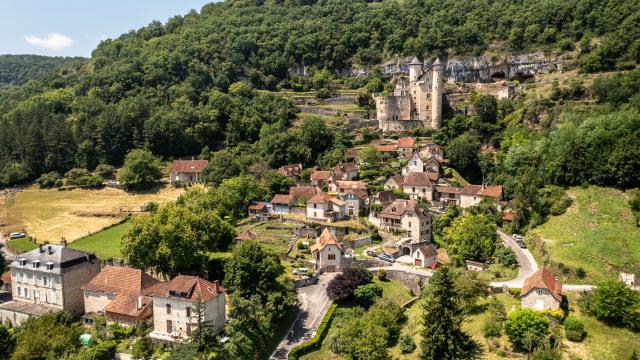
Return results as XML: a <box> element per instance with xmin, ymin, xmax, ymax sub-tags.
<box><xmin>343</xmin><ymin>188</ymin><xmax>368</xmax><ymax>199</ymax></box>
<box><xmin>435</xmin><ymin>186</ymin><xmax>464</xmax><ymax>194</ymax></box>
<box><xmin>271</xmin><ymin>194</ymin><xmax>294</xmax><ymax>205</ymax></box>
<box><xmin>171</xmin><ymin>160</ymin><xmax>208</xmax><ymax>174</ymax></box>
<box><xmin>416</xmin><ymin>243</ymin><xmax>438</xmax><ymax>258</ymax></box>
<box><xmin>289</xmin><ymin>186</ymin><xmax>321</xmax><ymax>201</ymax></box>
<box><xmin>248</xmin><ymin>202</ymin><xmax>266</xmax><ymax>211</ymax></box>
<box><xmin>308</xmin><ymin>192</ymin><xmax>344</xmax><ymax>206</ymax></box>
<box><xmin>83</xmin><ymin>266</ymin><xmax>160</xmax><ymax>295</ymax></box>
<box><xmin>403</xmin><ymin>172</ymin><xmax>434</xmax><ymax>186</ymax></box>
<box><xmin>278</xmin><ymin>163</ymin><xmax>302</xmax><ymax>178</ymax></box>
<box><xmin>521</xmin><ymin>267</ymin><xmax>562</xmax><ymax>302</ymax></box>
<box><xmin>376</xmin><ymin>144</ymin><xmax>397</xmax><ymax>152</ymax></box>
<box><xmin>380</xmin><ymin>199</ymin><xmax>428</xmax><ymax>219</ymax></box>
<box><xmin>145</xmin><ymin>275</ymin><xmax>225</xmax><ymax>302</ymax></box>
<box><xmin>397</xmin><ymin>137</ymin><xmax>415</xmax><ymax>148</ymax></box>
<box><xmin>336</xmin><ymin>180</ymin><xmax>367</xmax><ymax>191</ymax></box>
<box><xmin>462</xmin><ymin>184</ymin><xmax>503</xmax><ymax>198</ymax></box>
<box><xmin>336</xmin><ymin>162</ymin><xmax>359</xmax><ymax>173</ymax></box>
<box><xmin>310</xmin><ymin>228</ymin><xmax>343</xmax><ymax>252</ymax></box>
<box><xmin>235</xmin><ymin>230</ymin><xmax>257</xmax><ymax>241</ymax></box>
<box><xmin>311</xmin><ymin>170</ymin><xmax>332</xmax><ymax>181</ymax></box>
<box><xmin>387</xmin><ymin>175</ymin><xmax>405</xmax><ymax>186</ymax></box>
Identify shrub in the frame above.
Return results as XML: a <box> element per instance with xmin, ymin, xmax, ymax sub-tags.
<box><xmin>564</xmin><ymin>316</ymin><xmax>585</xmax><ymax>342</ymax></box>
<box><xmin>496</xmin><ymin>246</ymin><xmax>518</xmax><ymax>268</ymax></box>
<box><xmin>94</xmin><ymin>164</ymin><xmax>116</xmax><ymax>179</ymax></box>
<box><xmin>507</xmin><ymin>288</ymin><xmax>521</xmax><ymax>297</ymax></box>
<box><xmin>35</xmin><ymin>171</ymin><xmax>63</xmax><ymax>188</ymax></box>
<box><xmin>504</xmin><ymin>308</ymin><xmax>550</xmax><ymax>348</ymax></box>
<box><xmin>326</xmin><ymin>267</ymin><xmax>372</xmax><ymax>302</ymax></box>
<box><xmin>398</xmin><ymin>333</ymin><xmax>416</xmax><ymax>354</ymax></box>
<box><xmin>377</xmin><ymin>269</ymin><xmax>387</xmax><ymax>281</ymax></box>
<box><xmin>316</xmin><ymin>87</ymin><xmax>332</xmax><ymax>99</ymax></box>
<box><xmin>575</xmin><ymin>267</ymin><xmax>586</xmax><ymax>279</ymax></box>
<box><xmin>354</xmin><ymin>283</ymin><xmax>383</xmax><ymax>306</ymax></box>
<box><xmin>483</xmin><ymin>318</ymin><xmax>503</xmax><ymax>338</ymax></box>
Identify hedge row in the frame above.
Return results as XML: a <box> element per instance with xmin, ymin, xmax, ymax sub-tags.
<box><xmin>288</xmin><ymin>303</ymin><xmax>337</xmax><ymax>360</ymax></box>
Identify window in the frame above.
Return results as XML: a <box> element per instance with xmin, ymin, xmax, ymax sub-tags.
<box><xmin>186</xmin><ymin>306</ymin><xmax>191</xmax><ymax>317</ymax></box>
<box><xmin>166</xmin><ymin>320</ymin><xmax>173</xmax><ymax>333</ymax></box>
<box><xmin>19</xmin><ymin>259</ymin><xmax>26</xmax><ymax>266</ymax></box>
<box><xmin>408</xmin><ymin>222</ymin><xmax>412</xmax><ymax>227</ymax></box>
<box><xmin>32</xmin><ymin>260</ymin><xmax>40</xmax><ymax>268</ymax></box>
<box><xmin>328</xmin><ymin>254</ymin><xmax>336</xmax><ymax>260</ymax></box>
<box><xmin>166</xmin><ymin>304</ymin><xmax>172</xmax><ymax>314</ymax></box>
<box><xmin>46</xmin><ymin>262</ymin><xmax>54</xmax><ymax>271</ymax></box>
<box><xmin>51</xmin><ymin>292</ymin><xmax>57</xmax><ymax>304</ymax></box>
<box><xmin>186</xmin><ymin>323</ymin><xmax>191</xmax><ymax>335</ymax></box>
<box><xmin>43</xmin><ymin>276</ymin><xmax>49</xmax><ymax>287</ymax></box>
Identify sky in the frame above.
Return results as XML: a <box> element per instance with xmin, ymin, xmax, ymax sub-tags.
<box><xmin>0</xmin><ymin>0</ymin><xmax>214</xmax><ymax>57</ymax></box>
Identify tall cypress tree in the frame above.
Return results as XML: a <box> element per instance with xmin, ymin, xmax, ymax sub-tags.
<box><xmin>420</xmin><ymin>266</ymin><xmax>476</xmax><ymax>360</ymax></box>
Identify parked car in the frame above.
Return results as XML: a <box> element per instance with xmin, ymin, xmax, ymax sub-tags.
<box><xmin>292</xmin><ymin>267</ymin><xmax>308</xmax><ymax>275</ymax></box>
<box><xmin>365</xmin><ymin>250</ymin><xmax>377</xmax><ymax>257</ymax></box>
<box><xmin>512</xmin><ymin>233</ymin><xmax>522</xmax><ymax>240</ymax></box>
<box><xmin>378</xmin><ymin>253</ymin><xmax>395</xmax><ymax>263</ymax></box>
<box><xmin>9</xmin><ymin>232</ymin><xmax>26</xmax><ymax>240</ymax></box>
<box><xmin>518</xmin><ymin>240</ymin><xmax>527</xmax><ymax>249</ymax></box>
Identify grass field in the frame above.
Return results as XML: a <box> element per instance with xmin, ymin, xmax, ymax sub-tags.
<box><xmin>67</xmin><ymin>220</ymin><xmax>133</xmax><ymax>259</ymax></box>
<box><xmin>6</xmin><ymin>236</ymin><xmax>37</xmax><ymax>253</ymax></box>
<box><xmin>0</xmin><ymin>185</ymin><xmax>182</xmax><ymax>243</ymax></box>
<box><xmin>530</xmin><ymin>186</ymin><xmax>640</xmax><ymax>283</ymax></box>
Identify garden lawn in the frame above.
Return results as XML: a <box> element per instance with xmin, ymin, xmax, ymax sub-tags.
<box><xmin>530</xmin><ymin>186</ymin><xmax>640</xmax><ymax>283</ymax></box>
<box><xmin>68</xmin><ymin>220</ymin><xmax>133</xmax><ymax>259</ymax></box>
<box><xmin>6</xmin><ymin>237</ymin><xmax>37</xmax><ymax>253</ymax></box>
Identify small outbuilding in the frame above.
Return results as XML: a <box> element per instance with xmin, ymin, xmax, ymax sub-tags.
<box><xmin>521</xmin><ymin>267</ymin><xmax>563</xmax><ymax>310</ymax></box>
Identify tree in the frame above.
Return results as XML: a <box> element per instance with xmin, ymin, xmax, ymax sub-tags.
<box><xmin>118</xmin><ymin>149</ymin><xmax>163</xmax><ymax>190</ymax></box>
<box><xmin>629</xmin><ymin>189</ymin><xmax>640</xmax><ymax>226</ymax></box>
<box><xmin>483</xmin><ymin>297</ymin><xmax>507</xmax><ymax>338</ymax></box>
<box><xmin>202</xmin><ymin>150</ymin><xmax>243</xmax><ymax>186</ymax></box>
<box><xmin>121</xmin><ymin>203</ymin><xmax>235</xmax><ymax>277</ymax></box>
<box><xmin>443</xmin><ymin>213</ymin><xmax>497</xmax><ymax>262</ymax></box>
<box><xmin>445</xmin><ymin>133</ymin><xmax>481</xmax><ymax>182</ymax></box>
<box><xmin>209</xmin><ymin>175</ymin><xmax>267</xmax><ymax>221</ymax></box>
<box><xmin>563</xmin><ymin>316</ymin><xmax>585</xmax><ymax>342</ymax></box>
<box><xmin>0</xmin><ymin>325</ymin><xmax>15</xmax><ymax>360</ymax></box>
<box><xmin>259</xmin><ymin>171</ymin><xmax>295</xmax><ymax>198</ymax></box>
<box><xmin>454</xmin><ymin>271</ymin><xmax>488</xmax><ymax>312</ymax></box>
<box><xmin>189</xmin><ymin>294</ymin><xmax>215</xmax><ymax>351</ymax></box>
<box><xmin>473</xmin><ymin>95</ymin><xmax>498</xmax><ymax>124</ymax></box>
<box><xmin>167</xmin><ymin>343</ymin><xmax>199</xmax><ymax>360</ymax></box>
<box><xmin>11</xmin><ymin>311</ymin><xmax>82</xmax><ymax>360</ymax></box>
<box><xmin>35</xmin><ymin>171</ymin><xmax>62</xmax><ymax>188</ymax></box>
<box><xmin>330</xmin><ymin>315</ymin><xmax>389</xmax><ymax>360</ymax></box>
<box><xmin>131</xmin><ymin>336</ymin><xmax>153</xmax><ymax>360</ymax></box>
<box><xmin>354</xmin><ymin>283</ymin><xmax>383</xmax><ymax>306</ymax></box>
<box><xmin>327</xmin><ymin>267</ymin><xmax>373</xmax><ymax>302</ymax></box>
<box><xmin>580</xmin><ymin>280</ymin><xmax>640</xmax><ymax>330</ymax></box>
<box><xmin>359</xmin><ymin>145</ymin><xmax>381</xmax><ymax>166</ymax></box>
<box><xmin>504</xmin><ymin>308</ymin><xmax>550</xmax><ymax>350</ymax></box>
<box><xmin>420</xmin><ymin>266</ymin><xmax>476</xmax><ymax>359</ymax></box>
<box><xmin>94</xmin><ymin>164</ymin><xmax>116</xmax><ymax>179</ymax></box>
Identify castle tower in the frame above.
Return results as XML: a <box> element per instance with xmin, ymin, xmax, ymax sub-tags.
<box><xmin>430</xmin><ymin>58</ymin><xmax>444</xmax><ymax>129</ymax></box>
<box><xmin>408</xmin><ymin>56</ymin><xmax>423</xmax><ymax>82</ymax></box>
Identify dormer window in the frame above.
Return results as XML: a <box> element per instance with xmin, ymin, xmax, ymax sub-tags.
<box><xmin>45</xmin><ymin>262</ymin><xmax>54</xmax><ymax>271</ymax></box>
<box><xmin>19</xmin><ymin>258</ymin><xmax>27</xmax><ymax>266</ymax></box>
<box><xmin>32</xmin><ymin>260</ymin><xmax>40</xmax><ymax>269</ymax></box>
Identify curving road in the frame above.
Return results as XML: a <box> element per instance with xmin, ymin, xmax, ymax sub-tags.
<box><xmin>490</xmin><ymin>230</ymin><xmax>538</xmax><ymax>288</ymax></box>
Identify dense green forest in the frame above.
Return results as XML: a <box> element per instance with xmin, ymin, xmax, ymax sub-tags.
<box><xmin>0</xmin><ymin>54</ymin><xmax>85</xmax><ymax>87</ymax></box>
<box><xmin>1</xmin><ymin>0</ymin><xmax>639</xmax><ymax>185</ymax></box>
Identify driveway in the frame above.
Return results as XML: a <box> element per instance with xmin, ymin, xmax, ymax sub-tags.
<box><xmin>491</xmin><ymin>230</ymin><xmax>538</xmax><ymax>288</ymax></box>
<box><xmin>0</xmin><ymin>231</ymin><xmax>16</xmax><ymax>261</ymax></box>
<box><xmin>270</xmin><ymin>273</ymin><xmax>337</xmax><ymax>360</ymax></box>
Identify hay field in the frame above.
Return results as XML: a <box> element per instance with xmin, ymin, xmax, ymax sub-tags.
<box><xmin>1</xmin><ymin>185</ymin><xmax>182</xmax><ymax>243</ymax></box>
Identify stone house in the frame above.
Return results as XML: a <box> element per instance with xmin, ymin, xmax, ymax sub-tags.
<box><xmin>310</xmin><ymin>170</ymin><xmax>332</xmax><ymax>188</ymax></box>
<box><xmin>521</xmin><ymin>267</ymin><xmax>563</xmax><ymax>310</ymax></box>
<box><xmin>379</xmin><ymin>199</ymin><xmax>431</xmax><ymax>242</ymax></box>
<box><xmin>384</xmin><ymin>175</ymin><xmax>405</xmax><ymax>191</ymax></box>
<box><xmin>169</xmin><ymin>159</ymin><xmax>208</xmax><ymax>184</ymax></box>
<box><xmin>434</xmin><ymin>186</ymin><xmax>464</xmax><ymax>206</ymax></box>
<box><xmin>402</xmin><ymin>152</ymin><xmax>443</xmax><ymax>176</ymax></box>
<box><xmin>0</xmin><ymin>244</ymin><xmax>100</xmax><ymax>326</ymax></box>
<box><xmin>270</xmin><ymin>194</ymin><xmax>295</xmax><ymax>214</ymax></box>
<box><xmin>332</xmin><ymin>180</ymin><xmax>367</xmax><ymax>195</ymax></box>
<box><xmin>402</xmin><ymin>172</ymin><xmax>435</xmax><ymax>202</ymax></box>
<box><xmin>412</xmin><ymin>243</ymin><xmax>438</xmax><ymax>268</ymax></box>
<box><xmin>306</xmin><ymin>193</ymin><xmax>345</xmax><ymax>222</ymax></box>
<box><xmin>371</xmin><ymin>190</ymin><xmax>397</xmax><ymax>208</ymax></box>
<box><xmin>375</xmin><ymin>57</ymin><xmax>443</xmax><ymax>132</ymax></box>
<box><xmin>396</xmin><ymin>137</ymin><xmax>415</xmax><ymax>154</ymax></box>
<box><xmin>339</xmin><ymin>189</ymin><xmax>368</xmax><ymax>218</ymax></box>
<box><xmin>375</xmin><ymin>144</ymin><xmax>398</xmax><ymax>159</ymax></box>
<box><xmin>247</xmin><ymin>202</ymin><xmax>267</xmax><ymax>216</ymax></box>
<box><xmin>289</xmin><ymin>186</ymin><xmax>321</xmax><ymax>204</ymax></box>
<box><xmin>459</xmin><ymin>184</ymin><xmax>503</xmax><ymax>208</ymax></box>
<box><xmin>332</xmin><ymin>162</ymin><xmax>359</xmax><ymax>181</ymax></box>
<box><xmin>147</xmin><ymin>275</ymin><xmax>226</xmax><ymax>342</ymax></box>
<box><xmin>310</xmin><ymin>229</ymin><xmax>345</xmax><ymax>272</ymax></box>
<box><xmin>277</xmin><ymin>163</ymin><xmax>303</xmax><ymax>180</ymax></box>
<box><xmin>82</xmin><ymin>266</ymin><xmax>161</xmax><ymax>326</ymax></box>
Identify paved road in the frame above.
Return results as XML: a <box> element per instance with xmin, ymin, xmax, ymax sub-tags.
<box><xmin>491</xmin><ymin>230</ymin><xmax>538</xmax><ymax>288</ymax></box>
<box><xmin>270</xmin><ymin>273</ymin><xmax>337</xmax><ymax>360</ymax></box>
<box><xmin>369</xmin><ymin>263</ymin><xmax>433</xmax><ymax>277</ymax></box>
<box><xmin>0</xmin><ymin>231</ymin><xmax>16</xmax><ymax>260</ymax></box>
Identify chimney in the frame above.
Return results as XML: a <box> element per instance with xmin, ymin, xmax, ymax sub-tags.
<box><xmin>39</xmin><ymin>244</ymin><xmax>44</xmax><ymax>253</ymax></box>
<box><xmin>47</xmin><ymin>245</ymin><xmax>53</xmax><ymax>255</ymax></box>
<box><xmin>191</xmin><ymin>156</ymin><xmax>194</xmax><ymax>161</ymax></box>
<box><xmin>61</xmin><ymin>238</ymin><xmax>67</xmax><ymax>247</ymax></box>
<box><xmin>137</xmin><ymin>296</ymin><xmax>144</xmax><ymax>310</ymax></box>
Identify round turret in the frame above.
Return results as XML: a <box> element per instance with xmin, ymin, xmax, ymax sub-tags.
<box><xmin>408</xmin><ymin>56</ymin><xmax>423</xmax><ymax>82</ymax></box>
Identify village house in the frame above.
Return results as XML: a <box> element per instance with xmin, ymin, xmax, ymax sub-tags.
<box><xmin>378</xmin><ymin>199</ymin><xmax>431</xmax><ymax>242</ymax></box>
<box><xmin>270</xmin><ymin>194</ymin><xmax>295</xmax><ymax>214</ymax></box>
<box><xmin>344</xmin><ymin>148</ymin><xmax>358</xmax><ymax>163</ymax></box>
<box><xmin>375</xmin><ymin>57</ymin><xmax>443</xmax><ymax>132</ymax></box>
<box><xmin>434</xmin><ymin>186</ymin><xmax>464</xmax><ymax>207</ymax></box>
<box><xmin>306</xmin><ymin>193</ymin><xmax>346</xmax><ymax>222</ymax></box>
<box><xmin>277</xmin><ymin>163</ymin><xmax>303</xmax><ymax>180</ymax></box>
<box><xmin>310</xmin><ymin>170</ymin><xmax>332</xmax><ymax>188</ymax></box>
<box><xmin>396</xmin><ymin>137</ymin><xmax>415</xmax><ymax>154</ymax></box>
<box><xmin>82</xmin><ymin>266</ymin><xmax>161</xmax><ymax>326</ymax></box>
<box><xmin>0</xmin><ymin>244</ymin><xmax>100</xmax><ymax>325</ymax></box>
<box><xmin>310</xmin><ymin>228</ymin><xmax>345</xmax><ymax>272</ymax></box>
<box><xmin>331</xmin><ymin>180</ymin><xmax>368</xmax><ymax>195</ymax></box>
<box><xmin>332</xmin><ymin>162</ymin><xmax>359</xmax><ymax>181</ymax></box>
<box><xmin>339</xmin><ymin>189</ymin><xmax>368</xmax><ymax>218</ymax></box>
<box><xmin>376</xmin><ymin>144</ymin><xmax>398</xmax><ymax>159</ymax></box>
<box><xmin>371</xmin><ymin>190</ymin><xmax>397</xmax><ymax>208</ymax></box>
<box><xmin>247</xmin><ymin>202</ymin><xmax>268</xmax><ymax>216</ymax></box>
<box><xmin>521</xmin><ymin>267</ymin><xmax>563</xmax><ymax>310</ymax></box>
<box><xmin>289</xmin><ymin>186</ymin><xmax>321</xmax><ymax>204</ymax></box>
<box><xmin>147</xmin><ymin>275</ymin><xmax>226</xmax><ymax>342</ymax></box>
<box><xmin>169</xmin><ymin>159</ymin><xmax>208</xmax><ymax>184</ymax></box>
<box><xmin>465</xmin><ymin>260</ymin><xmax>488</xmax><ymax>272</ymax></box>
<box><xmin>411</xmin><ymin>243</ymin><xmax>438</xmax><ymax>268</ymax></box>
<box><xmin>459</xmin><ymin>184</ymin><xmax>503</xmax><ymax>208</ymax></box>
<box><xmin>384</xmin><ymin>175</ymin><xmax>405</xmax><ymax>191</ymax></box>
<box><xmin>402</xmin><ymin>172</ymin><xmax>435</xmax><ymax>202</ymax></box>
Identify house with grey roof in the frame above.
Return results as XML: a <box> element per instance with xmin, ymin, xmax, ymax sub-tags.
<box><xmin>0</xmin><ymin>243</ymin><xmax>100</xmax><ymax>325</ymax></box>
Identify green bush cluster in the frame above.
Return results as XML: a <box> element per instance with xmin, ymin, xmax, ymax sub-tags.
<box><xmin>563</xmin><ymin>316</ymin><xmax>585</xmax><ymax>342</ymax></box>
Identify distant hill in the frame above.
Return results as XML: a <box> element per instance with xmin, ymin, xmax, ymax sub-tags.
<box><xmin>0</xmin><ymin>54</ymin><xmax>85</xmax><ymax>87</ymax></box>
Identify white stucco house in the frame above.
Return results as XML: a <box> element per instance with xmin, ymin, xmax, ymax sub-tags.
<box><xmin>310</xmin><ymin>228</ymin><xmax>344</xmax><ymax>272</ymax></box>
<box><xmin>521</xmin><ymin>267</ymin><xmax>563</xmax><ymax>310</ymax></box>
<box><xmin>306</xmin><ymin>193</ymin><xmax>345</xmax><ymax>222</ymax></box>
<box><xmin>146</xmin><ymin>275</ymin><xmax>226</xmax><ymax>342</ymax></box>
<box><xmin>379</xmin><ymin>199</ymin><xmax>431</xmax><ymax>242</ymax></box>
<box><xmin>412</xmin><ymin>243</ymin><xmax>438</xmax><ymax>268</ymax></box>
<box><xmin>169</xmin><ymin>159</ymin><xmax>209</xmax><ymax>184</ymax></box>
